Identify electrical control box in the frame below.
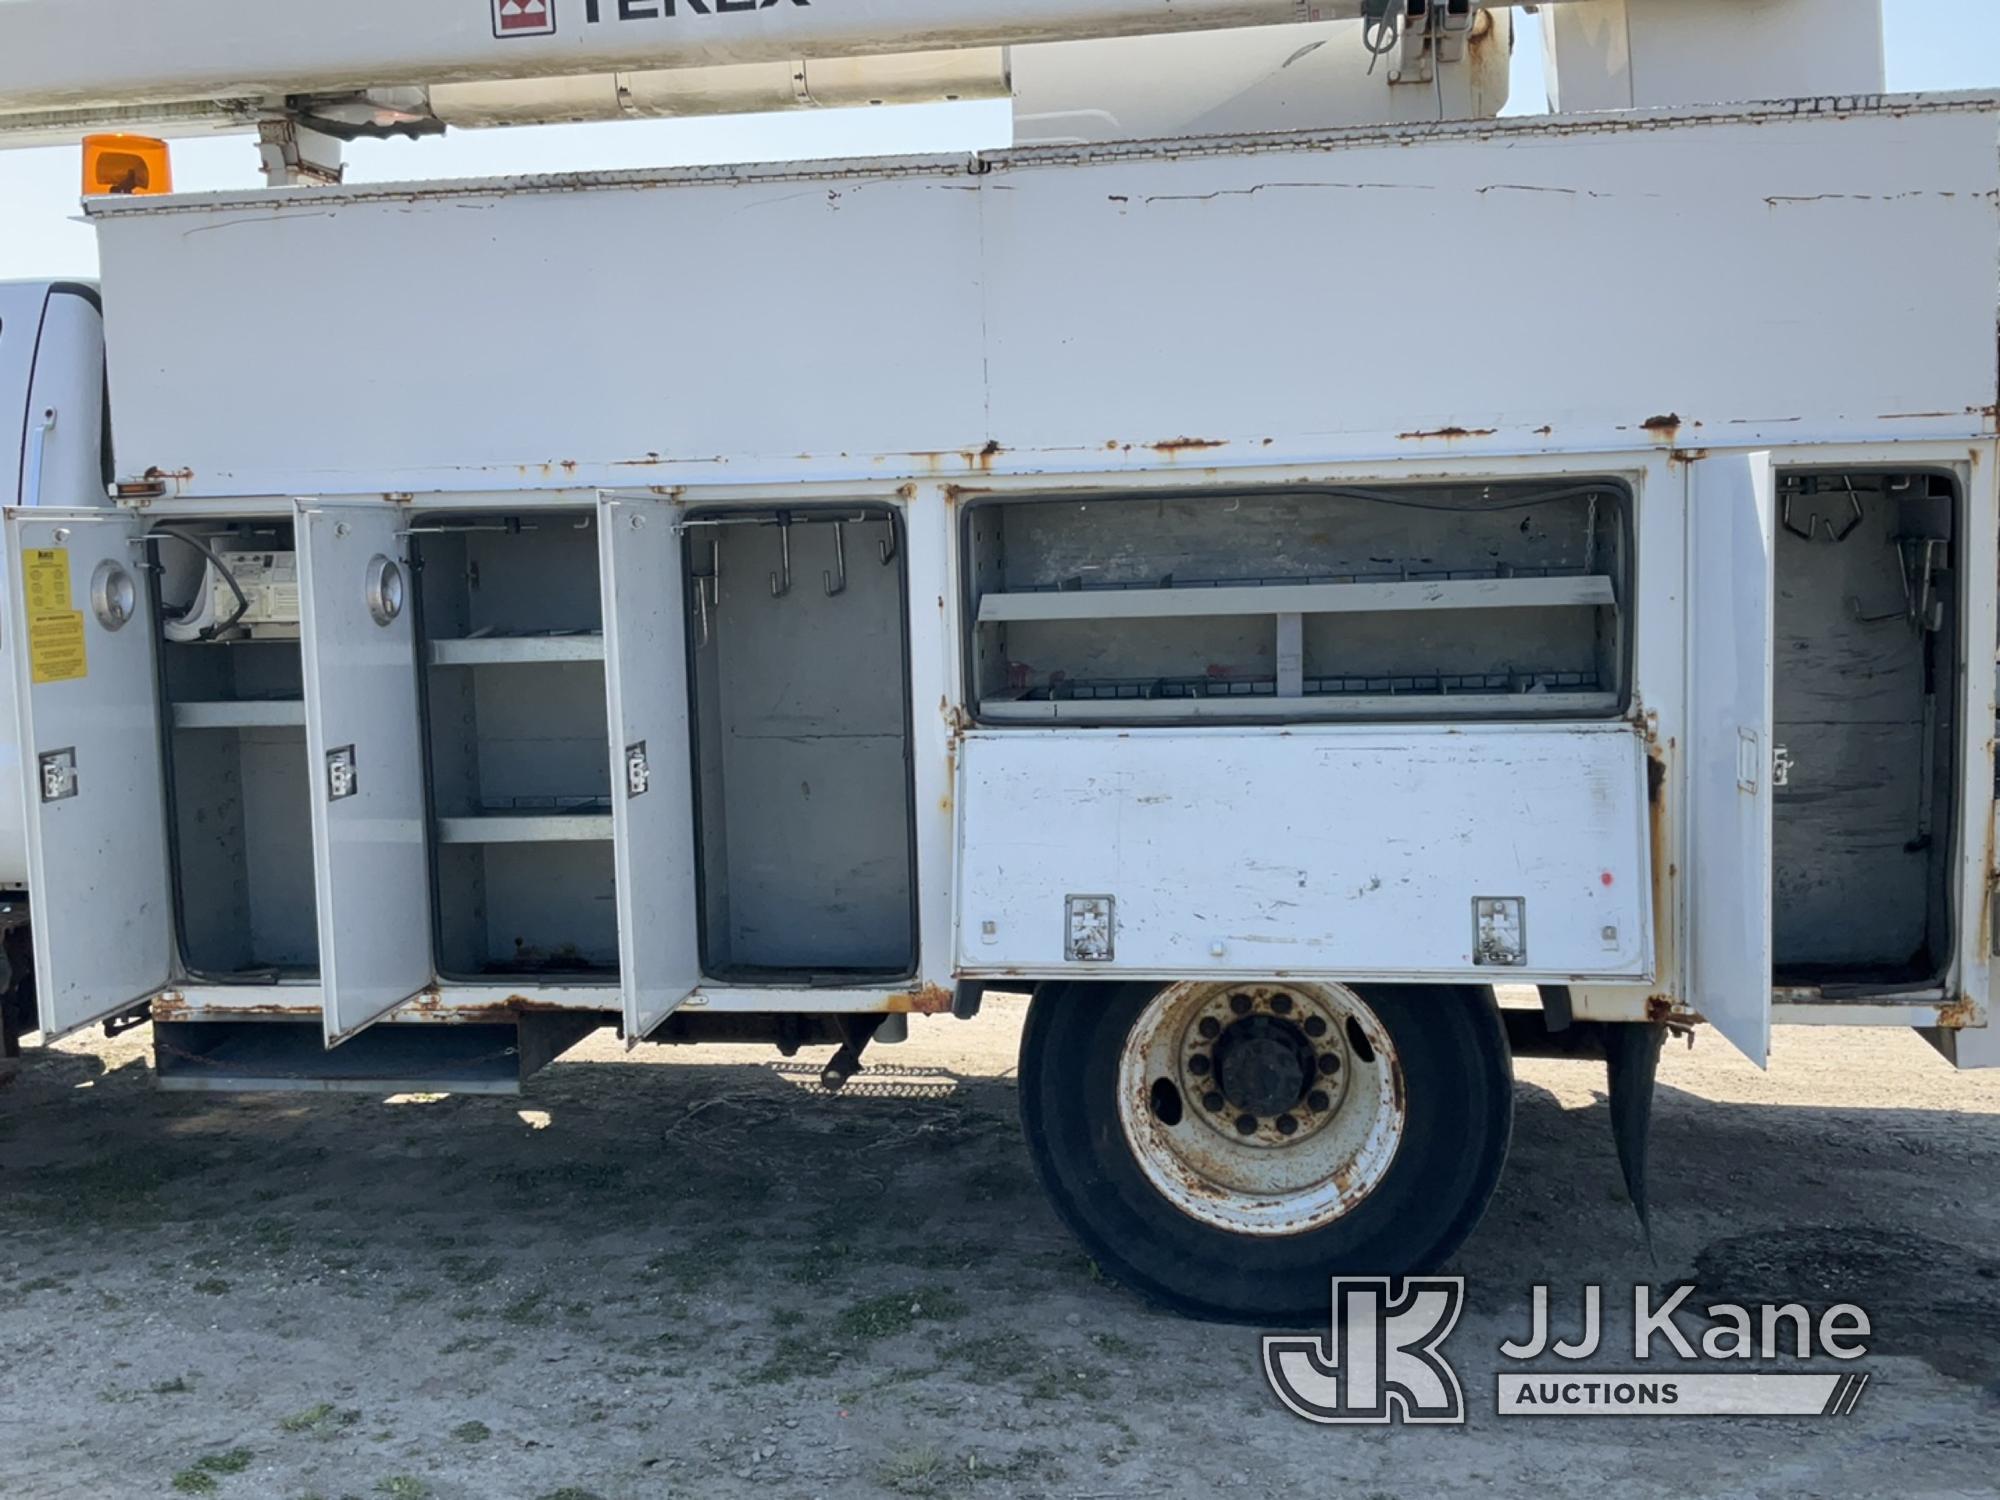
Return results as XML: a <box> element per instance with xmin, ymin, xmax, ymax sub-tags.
<box><xmin>166</xmin><ymin>548</ymin><xmax>300</xmax><ymax>642</ymax></box>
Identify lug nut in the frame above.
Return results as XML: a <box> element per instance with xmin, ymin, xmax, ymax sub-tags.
<box><xmin>1198</xmin><ymin>1016</ymin><xmax>1221</xmax><ymax>1039</ymax></box>
<box><xmin>1202</xmin><ymin>1091</ymin><xmax>1225</xmax><ymax>1112</ymax></box>
<box><xmin>1276</xmin><ymin>1114</ymin><xmax>1299</xmax><ymax>1136</ymax></box>
<box><xmin>1235</xmin><ymin>1114</ymin><xmax>1258</xmax><ymax>1134</ymax></box>
<box><xmin>1270</xmin><ymin>994</ymin><xmax>1293</xmax><ymax>1014</ymax></box>
<box><xmin>1229</xmin><ymin>993</ymin><xmax>1252</xmax><ymax>1016</ymax></box>
<box><xmin>1188</xmin><ymin>1054</ymin><xmax>1212</xmax><ymax>1077</ymax></box>
<box><xmin>1307</xmin><ymin>1089</ymin><xmax>1331</xmax><ymax>1112</ymax></box>
<box><xmin>1303</xmin><ymin>1016</ymin><xmax>1327</xmax><ymax>1039</ymax></box>
<box><xmin>1318</xmin><ymin>1053</ymin><xmax>1341</xmax><ymax>1076</ymax></box>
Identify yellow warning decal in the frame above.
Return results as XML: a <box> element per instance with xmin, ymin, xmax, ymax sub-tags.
<box><xmin>24</xmin><ymin>549</ymin><xmax>88</xmax><ymax>685</ymax></box>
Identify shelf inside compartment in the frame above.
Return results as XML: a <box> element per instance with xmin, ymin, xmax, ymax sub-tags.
<box><xmin>172</xmin><ymin>699</ymin><xmax>306</xmax><ymax>729</ymax></box>
<box><xmin>437</xmin><ymin>801</ymin><xmax>614</xmax><ymax>844</ymax></box>
<box><xmin>977</xmin><ymin>574</ymin><xmax>1615</xmax><ymax>623</ymax></box>
<box><xmin>428</xmin><ymin>633</ymin><xmax>605</xmax><ymax>666</ymax></box>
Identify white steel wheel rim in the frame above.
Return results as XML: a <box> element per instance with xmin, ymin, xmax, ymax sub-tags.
<box><xmin>1116</xmin><ymin>981</ymin><xmax>1405</xmax><ymax>1237</ymax></box>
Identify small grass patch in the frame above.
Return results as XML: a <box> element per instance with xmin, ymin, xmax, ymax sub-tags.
<box><xmin>498</xmin><ymin>1290</ymin><xmax>550</xmax><ymax>1326</ymax></box>
<box><xmin>190</xmin><ymin>1278</ymin><xmax>231</xmax><ymax>1297</ymax></box>
<box><xmin>743</xmin><ymin>1331</ymin><xmax>843</xmax><ymax>1385</ymax></box>
<box><xmin>1090</xmin><ymin>1332</ymin><xmax>1149</xmax><ymax>1360</ymax></box>
<box><xmin>171</xmin><ymin>1449</ymin><xmax>254</xmax><ymax>1491</ymax></box>
<box><xmin>636</xmin><ymin>1237</ymin><xmax>740</xmax><ymax>1293</ymax></box>
<box><xmin>946</xmin><ymin>1332</ymin><xmax>1040</xmax><ymax>1384</ymax></box>
<box><xmin>376</xmin><ymin>1479</ymin><xmax>430</xmax><ymax>1500</ymax></box>
<box><xmin>835</xmin><ymin>1288</ymin><xmax>969</xmax><ymax>1343</ymax></box>
<box><xmin>1027</xmin><ymin>1361</ymin><xmax>1112</xmax><ymax>1404</ymax></box>
<box><xmin>440</xmin><ymin>1254</ymin><xmax>501</xmax><ymax>1286</ymax></box>
<box><xmin>249</xmin><ymin>1216</ymin><xmax>296</xmax><ymax>1256</ymax></box>
<box><xmin>878</xmin><ymin>1444</ymin><xmax>948</xmax><ymax>1496</ymax></box>
<box><xmin>451</xmin><ymin>1420</ymin><xmax>491</xmax><ymax>1444</ymax></box>
<box><xmin>783</xmin><ymin>1240</ymin><xmax>853</xmax><ymax>1287</ymax></box>
<box><xmin>277</xmin><ymin>1404</ymin><xmax>359</xmax><ymax>1439</ymax></box>
<box><xmin>279</xmin><ymin>1404</ymin><xmax>336</xmax><ymax>1434</ymax></box>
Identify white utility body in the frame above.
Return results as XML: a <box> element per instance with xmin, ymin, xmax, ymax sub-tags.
<box><xmin>1</xmin><ymin>0</ymin><xmax>1993</xmax><ymax>1313</ymax></box>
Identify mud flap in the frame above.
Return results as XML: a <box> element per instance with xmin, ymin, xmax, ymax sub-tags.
<box><xmin>1605</xmin><ymin>1021</ymin><xmax>1668</xmax><ymax>1252</ymax></box>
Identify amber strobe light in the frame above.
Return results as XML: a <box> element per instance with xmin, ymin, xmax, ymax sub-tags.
<box><xmin>82</xmin><ymin>134</ymin><xmax>173</xmax><ymax>196</ymax></box>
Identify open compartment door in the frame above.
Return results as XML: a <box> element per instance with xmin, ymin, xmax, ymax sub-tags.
<box><xmin>5</xmin><ymin>510</ymin><xmax>173</xmax><ymax>1035</ymax></box>
<box><xmin>296</xmin><ymin>500</ymin><xmax>432</xmax><ymax>1045</ymax></box>
<box><xmin>598</xmin><ymin>493</ymin><xmax>702</xmax><ymax>1043</ymax></box>
<box><xmin>1686</xmin><ymin>452</ymin><xmax>1776</xmax><ymax>1065</ymax></box>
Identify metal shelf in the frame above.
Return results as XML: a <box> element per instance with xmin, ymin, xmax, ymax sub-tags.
<box><xmin>428</xmin><ymin>634</ymin><xmax>605</xmax><ymax>666</ymax></box>
<box><xmin>977</xmin><ymin>575</ymin><xmax>1614</xmax><ymax>624</ymax></box>
<box><xmin>982</xmin><ymin>692</ymin><xmax>1619</xmax><ymax>722</ymax></box>
<box><xmin>171</xmin><ymin>700</ymin><xmax>306</xmax><ymax>729</ymax></box>
<box><xmin>437</xmin><ymin>804</ymin><xmax>613</xmax><ymax>844</ymax></box>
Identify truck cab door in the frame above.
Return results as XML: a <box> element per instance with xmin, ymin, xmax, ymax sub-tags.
<box><xmin>5</xmin><ymin>508</ymin><xmax>173</xmax><ymax>1036</ymax></box>
<box><xmin>296</xmin><ymin>500</ymin><xmax>433</xmax><ymax>1044</ymax></box>
<box><xmin>1686</xmin><ymin>451</ymin><xmax>1776</xmax><ymax>1065</ymax></box>
<box><xmin>597</xmin><ymin>492</ymin><xmax>702</xmax><ymax>1043</ymax></box>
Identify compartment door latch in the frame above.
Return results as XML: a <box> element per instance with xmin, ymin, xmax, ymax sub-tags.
<box><xmin>38</xmin><ymin>747</ymin><xmax>78</xmax><ymax>803</ymax></box>
<box><xmin>326</xmin><ymin>744</ymin><xmax>358</xmax><ymax>802</ymax></box>
<box><xmin>625</xmin><ymin>741</ymin><xmax>651</xmax><ymax>799</ymax></box>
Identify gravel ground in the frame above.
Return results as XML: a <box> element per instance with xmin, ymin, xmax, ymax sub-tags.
<box><xmin>2</xmin><ymin>995</ymin><xmax>1997</xmax><ymax>1499</ymax></box>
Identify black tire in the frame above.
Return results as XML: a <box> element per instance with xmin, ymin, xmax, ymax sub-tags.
<box><xmin>1019</xmin><ymin>980</ymin><xmax>1512</xmax><ymax>1324</ymax></box>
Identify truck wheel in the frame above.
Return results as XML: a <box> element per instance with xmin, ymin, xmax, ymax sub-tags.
<box><xmin>1019</xmin><ymin>979</ymin><xmax>1511</xmax><ymax>1323</ymax></box>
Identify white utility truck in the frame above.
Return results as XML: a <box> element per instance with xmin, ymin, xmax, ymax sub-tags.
<box><xmin>1</xmin><ymin>0</ymin><xmax>1995</xmax><ymax>1321</ymax></box>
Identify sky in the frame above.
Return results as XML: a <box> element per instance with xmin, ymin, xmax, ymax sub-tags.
<box><xmin>1</xmin><ymin>0</ymin><xmax>1996</xmax><ymax>282</ymax></box>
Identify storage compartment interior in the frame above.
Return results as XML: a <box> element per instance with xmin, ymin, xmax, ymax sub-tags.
<box><xmin>154</xmin><ymin>519</ymin><xmax>318</xmax><ymax>980</ymax></box>
<box><xmin>964</xmin><ymin>480</ymin><xmax>1631</xmax><ymax>721</ymax></box>
<box><xmin>414</xmin><ymin>514</ymin><xmax>617</xmax><ymax>979</ymax></box>
<box><xmin>686</xmin><ymin>507</ymin><xmax>916</xmax><ymax>981</ymax></box>
<box><xmin>1772</xmin><ymin>470</ymin><xmax>1959</xmax><ymax>987</ymax></box>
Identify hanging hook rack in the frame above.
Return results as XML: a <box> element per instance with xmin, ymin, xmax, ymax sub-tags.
<box><xmin>1779</xmin><ymin>481</ymin><xmax>1864</xmax><ymax>544</ymax></box>
<box><xmin>769</xmin><ymin>512</ymin><xmax>792</xmax><ymax>598</ymax></box>
<box><xmin>879</xmin><ymin>518</ymin><xmax>898</xmax><ymax>566</ymax></box>
<box><xmin>824</xmin><ymin>521</ymin><xmax>848</xmax><ymax>597</ymax></box>
<box><xmin>692</xmin><ymin>538</ymin><xmax>721</xmax><ymax>646</ymax></box>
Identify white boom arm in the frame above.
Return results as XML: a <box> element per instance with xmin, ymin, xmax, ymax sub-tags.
<box><xmin>0</xmin><ymin>0</ymin><xmax>1548</xmax><ymax>116</ymax></box>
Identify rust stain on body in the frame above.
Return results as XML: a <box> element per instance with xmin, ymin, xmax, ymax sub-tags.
<box><xmin>1398</xmin><ymin>427</ymin><xmax>1496</xmax><ymax>441</ymax></box>
<box><xmin>140</xmin><ymin>466</ymin><xmax>195</xmax><ymax>496</ymax></box>
<box><xmin>884</xmin><ymin>985</ymin><xmax>953</xmax><ymax>1015</ymax></box>
<box><xmin>1152</xmin><ymin>437</ymin><xmax>1227</xmax><ymax>456</ymax></box>
<box><xmin>1936</xmin><ymin>996</ymin><xmax>1978</xmax><ymax>1029</ymax></box>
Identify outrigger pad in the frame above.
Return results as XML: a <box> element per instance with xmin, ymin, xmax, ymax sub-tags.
<box><xmin>1604</xmin><ymin>1021</ymin><xmax>1669</xmax><ymax>1254</ymax></box>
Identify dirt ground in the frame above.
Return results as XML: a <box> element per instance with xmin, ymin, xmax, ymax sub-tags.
<box><xmin>2</xmin><ymin>995</ymin><xmax>1998</xmax><ymax>1500</ymax></box>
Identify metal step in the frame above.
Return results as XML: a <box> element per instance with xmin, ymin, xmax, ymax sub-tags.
<box><xmin>153</xmin><ymin>1014</ymin><xmax>599</xmax><ymax>1095</ymax></box>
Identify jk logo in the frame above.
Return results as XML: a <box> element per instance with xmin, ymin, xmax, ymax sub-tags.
<box><xmin>1262</xmin><ymin>1277</ymin><xmax>1466</xmax><ymax>1425</ymax></box>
